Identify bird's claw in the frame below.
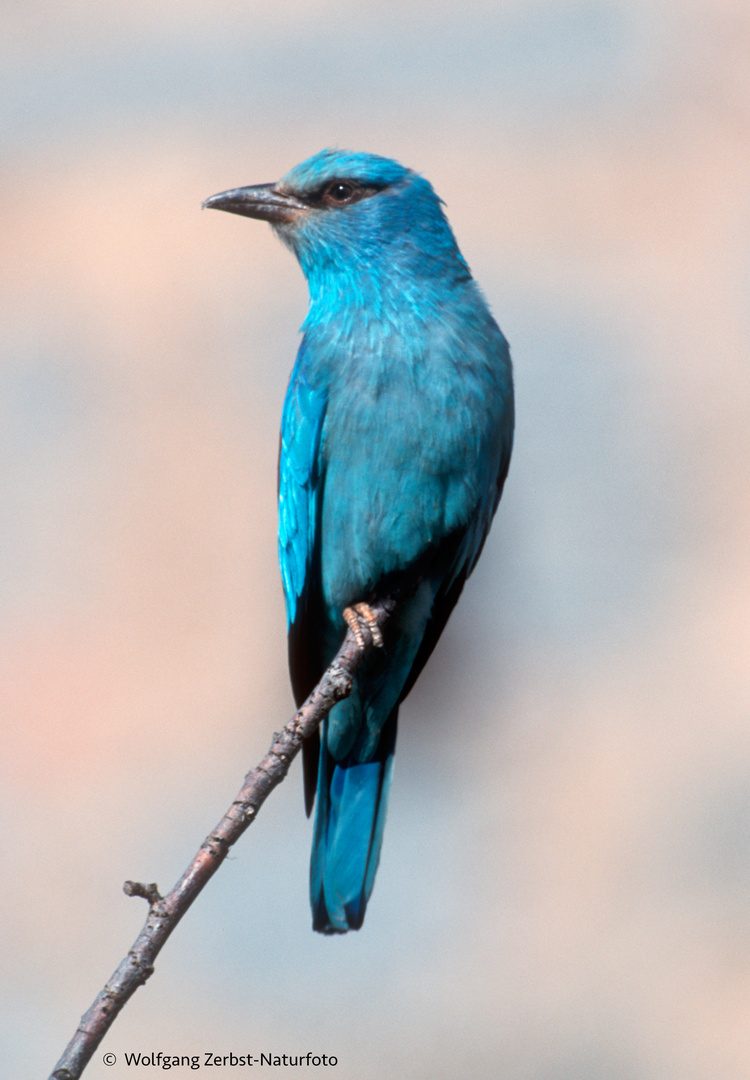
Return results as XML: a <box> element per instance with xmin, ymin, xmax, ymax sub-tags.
<box><xmin>343</xmin><ymin>602</ymin><xmax>384</xmax><ymax>649</ymax></box>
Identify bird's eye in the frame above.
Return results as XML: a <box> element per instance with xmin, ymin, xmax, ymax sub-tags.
<box><xmin>323</xmin><ymin>181</ymin><xmax>358</xmax><ymax>206</ymax></box>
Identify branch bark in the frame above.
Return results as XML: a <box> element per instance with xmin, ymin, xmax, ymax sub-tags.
<box><xmin>49</xmin><ymin>597</ymin><xmax>396</xmax><ymax>1080</ymax></box>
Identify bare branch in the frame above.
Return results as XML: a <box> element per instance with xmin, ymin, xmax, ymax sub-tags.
<box><xmin>49</xmin><ymin>597</ymin><xmax>396</xmax><ymax>1080</ymax></box>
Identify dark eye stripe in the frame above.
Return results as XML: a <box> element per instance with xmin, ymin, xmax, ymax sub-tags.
<box><xmin>302</xmin><ymin>180</ymin><xmax>383</xmax><ymax>209</ymax></box>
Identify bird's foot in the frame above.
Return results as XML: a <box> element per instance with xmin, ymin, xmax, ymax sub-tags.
<box><xmin>343</xmin><ymin>602</ymin><xmax>384</xmax><ymax>649</ymax></box>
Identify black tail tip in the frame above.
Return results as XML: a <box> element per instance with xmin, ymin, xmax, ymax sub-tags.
<box><xmin>312</xmin><ymin>896</ymin><xmax>366</xmax><ymax>934</ymax></box>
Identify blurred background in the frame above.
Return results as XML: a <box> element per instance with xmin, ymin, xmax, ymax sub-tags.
<box><xmin>3</xmin><ymin>2</ymin><xmax>750</xmax><ymax>1077</ymax></box>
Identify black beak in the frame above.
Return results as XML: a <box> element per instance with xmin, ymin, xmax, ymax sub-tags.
<box><xmin>202</xmin><ymin>183</ymin><xmax>307</xmax><ymax>224</ymax></box>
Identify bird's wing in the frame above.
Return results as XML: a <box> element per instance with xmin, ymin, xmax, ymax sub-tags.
<box><xmin>278</xmin><ymin>367</ymin><xmax>328</xmax><ymax>814</ymax></box>
<box><xmin>399</xmin><ymin>422</ymin><xmax>514</xmax><ymax>703</ymax></box>
<box><xmin>279</xmin><ymin>367</ymin><xmax>328</xmax><ymax>682</ymax></box>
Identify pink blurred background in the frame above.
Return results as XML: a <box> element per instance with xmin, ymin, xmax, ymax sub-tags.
<box><xmin>3</xmin><ymin>2</ymin><xmax>750</xmax><ymax>1077</ymax></box>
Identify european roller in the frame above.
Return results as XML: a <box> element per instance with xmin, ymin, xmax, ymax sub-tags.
<box><xmin>205</xmin><ymin>150</ymin><xmax>514</xmax><ymax>933</ymax></box>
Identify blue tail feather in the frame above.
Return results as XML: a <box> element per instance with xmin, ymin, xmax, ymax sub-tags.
<box><xmin>311</xmin><ymin>711</ymin><xmax>398</xmax><ymax>933</ymax></box>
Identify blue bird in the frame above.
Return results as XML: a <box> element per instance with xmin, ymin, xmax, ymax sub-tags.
<box><xmin>204</xmin><ymin>150</ymin><xmax>514</xmax><ymax>933</ymax></box>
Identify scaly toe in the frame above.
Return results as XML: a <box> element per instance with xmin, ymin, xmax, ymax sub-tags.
<box><xmin>353</xmin><ymin>602</ymin><xmax>384</xmax><ymax>648</ymax></box>
<box><xmin>343</xmin><ymin>605</ymin><xmax>367</xmax><ymax>648</ymax></box>
<box><xmin>342</xmin><ymin>602</ymin><xmax>384</xmax><ymax>649</ymax></box>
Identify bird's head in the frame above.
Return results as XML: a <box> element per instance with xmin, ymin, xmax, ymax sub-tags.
<box><xmin>203</xmin><ymin>149</ymin><xmax>466</xmax><ymax>292</ymax></box>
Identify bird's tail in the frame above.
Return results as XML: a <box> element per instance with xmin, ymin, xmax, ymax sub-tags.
<box><xmin>310</xmin><ymin>710</ymin><xmax>398</xmax><ymax>933</ymax></box>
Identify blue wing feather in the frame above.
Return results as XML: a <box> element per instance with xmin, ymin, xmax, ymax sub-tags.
<box><xmin>278</xmin><ymin>361</ymin><xmax>327</xmax><ymax>631</ymax></box>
